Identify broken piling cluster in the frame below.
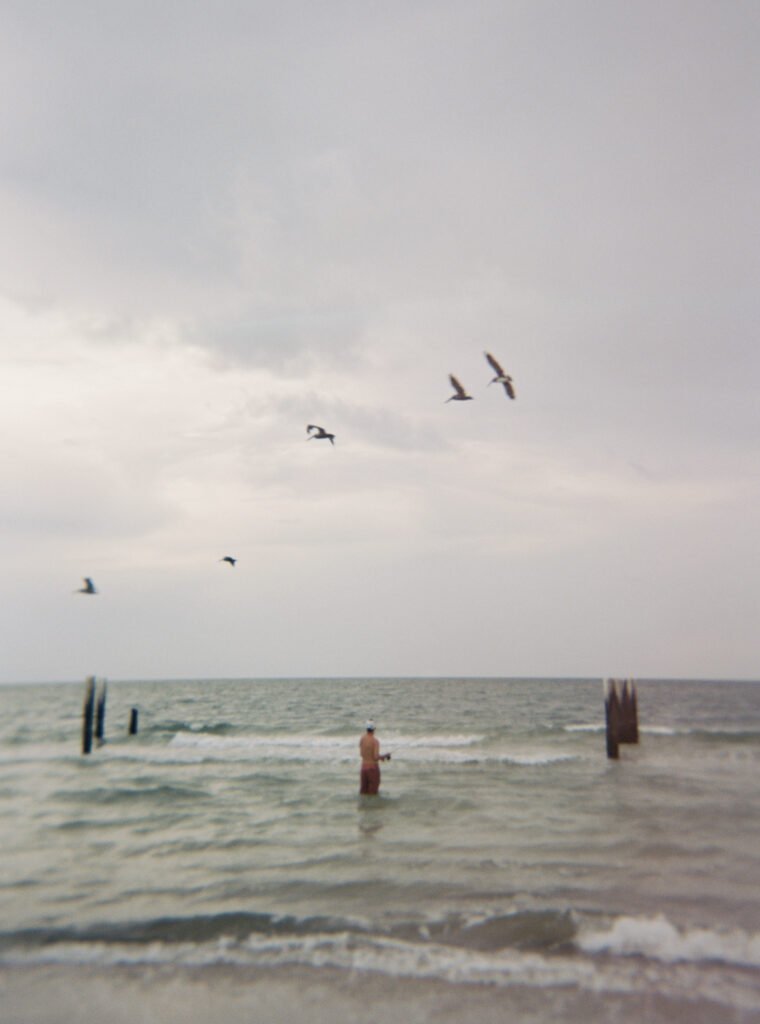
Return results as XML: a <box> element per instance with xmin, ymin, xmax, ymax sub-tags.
<box><xmin>604</xmin><ymin>678</ymin><xmax>639</xmax><ymax>759</ymax></box>
<box><xmin>81</xmin><ymin>676</ymin><xmax>138</xmax><ymax>754</ymax></box>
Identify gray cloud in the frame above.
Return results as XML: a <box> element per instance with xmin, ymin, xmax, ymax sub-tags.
<box><xmin>1</xmin><ymin>1</ymin><xmax>758</xmax><ymax>681</ymax></box>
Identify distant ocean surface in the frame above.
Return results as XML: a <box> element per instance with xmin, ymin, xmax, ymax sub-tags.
<box><xmin>2</xmin><ymin>677</ymin><xmax>760</xmax><ymax>1023</ymax></box>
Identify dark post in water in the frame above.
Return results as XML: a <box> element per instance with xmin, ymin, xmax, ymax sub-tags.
<box><xmin>604</xmin><ymin>678</ymin><xmax>620</xmax><ymax>759</ymax></box>
<box><xmin>605</xmin><ymin>678</ymin><xmax>639</xmax><ymax>758</ymax></box>
<box><xmin>82</xmin><ymin>676</ymin><xmax>96</xmax><ymax>755</ymax></box>
<box><xmin>128</xmin><ymin>708</ymin><xmax>139</xmax><ymax>735</ymax></box>
<box><xmin>94</xmin><ymin>679</ymin><xmax>107</xmax><ymax>743</ymax></box>
<box><xmin>618</xmin><ymin>679</ymin><xmax>639</xmax><ymax>744</ymax></box>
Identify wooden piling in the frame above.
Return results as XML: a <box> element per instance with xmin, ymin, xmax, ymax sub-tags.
<box><xmin>82</xmin><ymin>676</ymin><xmax>96</xmax><ymax>755</ymax></box>
<box><xmin>95</xmin><ymin>679</ymin><xmax>107</xmax><ymax>742</ymax></box>
<box><xmin>604</xmin><ymin>678</ymin><xmax>620</xmax><ymax>759</ymax></box>
<box><xmin>619</xmin><ymin>679</ymin><xmax>639</xmax><ymax>744</ymax></box>
<box><xmin>128</xmin><ymin>708</ymin><xmax>139</xmax><ymax>735</ymax></box>
<box><xmin>605</xmin><ymin>677</ymin><xmax>640</xmax><ymax>758</ymax></box>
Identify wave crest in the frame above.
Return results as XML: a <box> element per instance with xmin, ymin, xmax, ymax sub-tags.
<box><xmin>578</xmin><ymin>914</ymin><xmax>760</xmax><ymax>968</ymax></box>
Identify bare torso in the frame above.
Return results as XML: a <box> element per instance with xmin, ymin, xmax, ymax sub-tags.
<box><xmin>359</xmin><ymin>732</ymin><xmax>380</xmax><ymax>764</ymax></box>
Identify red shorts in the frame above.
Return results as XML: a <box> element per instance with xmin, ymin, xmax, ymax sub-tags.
<box><xmin>360</xmin><ymin>763</ymin><xmax>380</xmax><ymax>795</ymax></box>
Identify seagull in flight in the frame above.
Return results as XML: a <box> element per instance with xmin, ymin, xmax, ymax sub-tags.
<box><xmin>484</xmin><ymin>352</ymin><xmax>515</xmax><ymax>399</ymax></box>
<box><xmin>445</xmin><ymin>375</ymin><xmax>473</xmax><ymax>402</ymax></box>
<box><xmin>307</xmin><ymin>424</ymin><xmax>335</xmax><ymax>445</ymax></box>
<box><xmin>76</xmin><ymin>577</ymin><xmax>98</xmax><ymax>595</ymax></box>
<box><xmin>219</xmin><ymin>556</ymin><xmax>237</xmax><ymax>567</ymax></box>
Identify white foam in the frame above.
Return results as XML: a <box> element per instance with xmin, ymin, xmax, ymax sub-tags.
<box><xmin>578</xmin><ymin>914</ymin><xmax>760</xmax><ymax>968</ymax></box>
<box><xmin>500</xmin><ymin>751</ymin><xmax>578</xmax><ymax>766</ymax></box>
<box><xmin>239</xmin><ymin>932</ymin><xmax>592</xmax><ymax>988</ymax></box>
<box><xmin>0</xmin><ymin>934</ymin><xmax>593</xmax><ymax>990</ymax></box>
<box><xmin>564</xmin><ymin>723</ymin><xmax>685</xmax><ymax>737</ymax></box>
<box><xmin>165</xmin><ymin>732</ymin><xmax>581</xmax><ymax>768</ymax></box>
<box><xmin>390</xmin><ymin>734</ymin><xmax>486</xmax><ymax>748</ymax></box>
<box><xmin>4</xmin><ymin>929</ymin><xmax>760</xmax><ymax>1009</ymax></box>
<box><xmin>167</xmin><ymin>731</ymin><xmax>488</xmax><ymax>765</ymax></box>
<box><xmin>564</xmin><ymin>723</ymin><xmax>680</xmax><ymax>736</ymax></box>
<box><xmin>169</xmin><ymin>732</ymin><xmax>357</xmax><ymax>763</ymax></box>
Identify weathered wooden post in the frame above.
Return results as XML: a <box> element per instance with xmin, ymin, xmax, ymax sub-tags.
<box><xmin>604</xmin><ymin>678</ymin><xmax>620</xmax><ymax>759</ymax></box>
<box><xmin>82</xmin><ymin>676</ymin><xmax>96</xmax><ymax>755</ymax></box>
<box><xmin>94</xmin><ymin>679</ymin><xmax>107</xmax><ymax>742</ymax></box>
<box><xmin>128</xmin><ymin>708</ymin><xmax>139</xmax><ymax>735</ymax></box>
<box><xmin>619</xmin><ymin>679</ymin><xmax>639</xmax><ymax>744</ymax></box>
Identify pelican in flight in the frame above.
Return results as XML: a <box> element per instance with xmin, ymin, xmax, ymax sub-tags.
<box><xmin>307</xmin><ymin>424</ymin><xmax>335</xmax><ymax>445</ymax></box>
<box><xmin>76</xmin><ymin>577</ymin><xmax>97</xmax><ymax>595</ymax></box>
<box><xmin>445</xmin><ymin>375</ymin><xmax>473</xmax><ymax>402</ymax></box>
<box><xmin>220</xmin><ymin>556</ymin><xmax>237</xmax><ymax>567</ymax></box>
<box><xmin>484</xmin><ymin>352</ymin><xmax>515</xmax><ymax>399</ymax></box>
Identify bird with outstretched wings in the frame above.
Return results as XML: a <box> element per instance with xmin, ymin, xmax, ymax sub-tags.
<box><xmin>446</xmin><ymin>375</ymin><xmax>473</xmax><ymax>402</ymax></box>
<box><xmin>484</xmin><ymin>352</ymin><xmax>515</xmax><ymax>399</ymax></box>
<box><xmin>306</xmin><ymin>424</ymin><xmax>335</xmax><ymax>445</ymax></box>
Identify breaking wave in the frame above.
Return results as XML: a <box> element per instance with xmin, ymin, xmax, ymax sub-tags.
<box><xmin>2</xmin><ymin>909</ymin><xmax>759</xmax><ymax>1007</ymax></box>
<box><xmin>578</xmin><ymin>914</ymin><xmax>760</xmax><ymax>968</ymax></box>
<box><xmin>6</xmin><ymin>909</ymin><xmax>758</xmax><ymax>969</ymax></box>
<box><xmin>166</xmin><ymin>732</ymin><xmax>579</xmax><ymax>767</ymax></box>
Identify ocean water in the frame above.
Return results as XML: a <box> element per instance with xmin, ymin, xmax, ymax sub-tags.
<box><xmin>1</xmin><ymin>676</ymin><xmax>759</xmax><ymax>1023</ymax></box>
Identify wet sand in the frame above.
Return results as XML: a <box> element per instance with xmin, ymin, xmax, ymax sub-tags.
<box><xmin>1</xmin><ymin>964</ymin><xmax>742</xmax><ymax>1024</ymax></box>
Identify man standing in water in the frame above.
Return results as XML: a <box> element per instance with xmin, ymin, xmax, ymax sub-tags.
<box><xmin>359</xmin><ymin>719</ymin><xmax>390</xmax><ymax>795</ymax></box>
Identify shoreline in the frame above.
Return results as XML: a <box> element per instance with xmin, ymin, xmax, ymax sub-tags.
<box><xmin>1</xmin><ymin>962</ymin><xmax>745</xmax><ymax>1024</ymax></box>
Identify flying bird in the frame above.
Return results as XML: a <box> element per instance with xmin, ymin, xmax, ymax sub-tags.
<box><xmin>445</xmin><ymin>375</ymin><xmax>473</xmax><ymax>402</ymax></box>
<box><xmin>307</xmin><ymin>424</ymin><xmax>335</xmax><ymax>445</ymax></box>
<box><xmin>76</xmin><ymin>577</ymin><xmax>98</xmax><ymax>595</ymax></box>
<box><xmin>220</xmin><ymin>556</ymin><xmax>237</xmax><ymax>567</ymax></box>
<box><xmin>484</xmin><ymin>352</ymin><xmax>516</xmax><ymax>399</ymax></box>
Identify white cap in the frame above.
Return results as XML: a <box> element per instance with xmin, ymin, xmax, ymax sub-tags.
<box><xmin>365</xmin><ymin>719</ymin><xmax>375</xmax><ymax>731</ymax></box>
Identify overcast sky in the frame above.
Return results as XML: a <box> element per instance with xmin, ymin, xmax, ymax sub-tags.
<box><xmin>2</xmin><ymin>1</ymin><xmax>758</xmax><ymax>683</ymax></box>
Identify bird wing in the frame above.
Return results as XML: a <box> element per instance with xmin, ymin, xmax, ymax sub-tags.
<box><xmin>306</xmin><ymin>424</ymin><xmax>322</xmax><ymax>434</ymax></box>
<box><xmin>504</xmin><ymin>379</ymin><xmax>515</xmax><ymax>399</ymax></box>
<box><xmin>449</xmin><ymin>374</ymin><xmax>465</xmax><ymax>396</ymax></box>
<box><xmin>485</xmin><ymin>352</ymin><xmax>504</xmax><ymax>376</ymax></box>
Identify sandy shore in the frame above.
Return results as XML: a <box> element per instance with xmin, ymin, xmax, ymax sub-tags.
<box><xmin>1</xmin><ymin>963</ymin><xmax>745</xmax><ymax>1024</ymax></box>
